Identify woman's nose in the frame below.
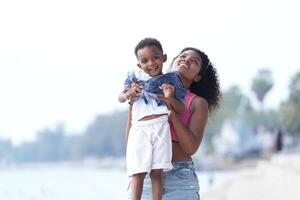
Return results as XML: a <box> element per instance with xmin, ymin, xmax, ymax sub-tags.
<box><xmin>182</xmin><ymin>57</ymin><xmax>190</xmax><ymax>63</ymax></box>
<box><xmin>179</xmin><ymin>57</ymin><xmax>186</xmax><ymax>63</ymax></box>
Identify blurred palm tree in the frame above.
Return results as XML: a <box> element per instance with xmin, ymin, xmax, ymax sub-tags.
<box><xmin>251</xmin><ymin>69</ymin><xmax>274</xmax><ymax>111</ymax></box>
<box><xmin>251</xmin><ymin>69</ymin><xmax>274</xmax><ymax>130</ymax></box>
<box><xmin>280</xmin><ymin>71</ymin><xmax>300</xmax><ymax>136</ymax></box>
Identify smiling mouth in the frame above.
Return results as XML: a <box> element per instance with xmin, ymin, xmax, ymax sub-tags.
<box><xmin>179</xmin><ymin>63</ymin><xmax>189</xmax><ymax>69</ymax></box>
<box><xmin>150</xmin><ymin>68</ymin><xmax>158</xmax><ymax>72</ymax></box>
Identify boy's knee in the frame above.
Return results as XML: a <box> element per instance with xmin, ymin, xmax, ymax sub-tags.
<box><xmin>150</xmin><ymin>169</ymin><xmax>163</xmax><ymax>178</ymax></box>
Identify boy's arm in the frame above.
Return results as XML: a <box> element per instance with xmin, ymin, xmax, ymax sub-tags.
<box><xmin>125</xmin><ymin>104</ymin><xmax>133</xmax><ymax>144</ymax></box>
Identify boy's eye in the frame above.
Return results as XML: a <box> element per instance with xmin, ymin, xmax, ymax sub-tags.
<box><xmin>141</xmin><ymin>59</ymin><xmax>148</xmax><ymax>64</ymax></box>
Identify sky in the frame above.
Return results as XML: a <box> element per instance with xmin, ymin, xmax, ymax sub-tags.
<box><xmin>0</xmin><ymin>0</ymin><xmax>299</xmax><ymax>144</ymax></box>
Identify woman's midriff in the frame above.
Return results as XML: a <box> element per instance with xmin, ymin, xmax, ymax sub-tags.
<box><xmin>138</xmin><ymin>113</ymin><xmax>168</xmax><ymax>121</ymax></box>
<box><xmin>171</xmin><ymin>142</ymin><xmax>192</xmax><ymax>162</ymax></box>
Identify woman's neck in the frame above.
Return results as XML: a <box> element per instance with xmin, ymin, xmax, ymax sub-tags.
<box><xmin>181</xmin><ymin>76</ymin><xmax>192</xmax><ymax>90</ymax></box>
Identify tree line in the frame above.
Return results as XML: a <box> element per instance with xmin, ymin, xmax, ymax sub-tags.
<box><xmin>1</xmin><ymin>70</ymin><xmax>300</xmax><ymax>163</ymax></box>
<box><xmin>0</xmin><ymin>111</ymin><xmax>128</xmax><ymax>163</ymax></box>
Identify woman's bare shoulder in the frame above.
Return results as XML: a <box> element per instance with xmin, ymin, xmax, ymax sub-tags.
<box><xmin>191</xmin><ymin>96</ymin><xmax>208</xmax><ymax>112</ymax></box>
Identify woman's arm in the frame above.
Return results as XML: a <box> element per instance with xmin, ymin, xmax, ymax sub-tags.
<box><xmin>125</xmin><ymin>104</ymin><xmax>133</xmax><ymax>144</ymax></box>
<box><xmin>167</xmin><ymin>96</ymin><xmax>185</xmax><ymax>114</ymax></box>
<box><xmin>119</xmin><ymin>82</ymin><xmax>142</xmax><ymax>103</ymax></box>
<box><xmin>169</xmin><ymin>97</ymin><xmax>208</xmax><ymax>155</ymax></box>
<box><xmin>119</xmin><ymin>91</ymin><xmax>129</xmax><ymax>103</ymax></box>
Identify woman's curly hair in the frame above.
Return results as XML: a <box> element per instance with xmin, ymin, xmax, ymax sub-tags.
<box><xmin>175</xmin><ymin>47</ymin><xmax>221</xmax><ymax>112</ymax></box>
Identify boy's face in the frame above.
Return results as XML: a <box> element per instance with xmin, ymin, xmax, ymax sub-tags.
<box><xmin>136</xmin><ymin>46</ymin><xmax>167</xmax><ymax>77</ymax></box>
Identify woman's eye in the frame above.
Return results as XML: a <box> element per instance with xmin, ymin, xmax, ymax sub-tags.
<box><xmin>192</xmin><ymin>60</ymin><xmax>198</xmax><ymax>64</ymax></box>
<box><xmin>191</xmin><ymin>59</ymin><xmax>199</xmax><ymax>65</ymax></box>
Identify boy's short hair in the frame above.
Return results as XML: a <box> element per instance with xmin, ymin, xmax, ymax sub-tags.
<box><xmin>134</xmin><ymin>38</ymin><xmax>163</xmax><ymax>56</ymax></box>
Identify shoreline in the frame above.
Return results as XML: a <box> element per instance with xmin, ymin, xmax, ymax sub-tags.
<box><xmin>0</xmin><ymin>157</ymin><xmax>127</xmax><ymax>170</ymax></box>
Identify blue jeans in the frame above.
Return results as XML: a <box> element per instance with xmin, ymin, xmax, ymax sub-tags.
<box><xmin>129</xmin><ymin>161</ymin><xmax>200</xmax><ymax>200</ymax></box>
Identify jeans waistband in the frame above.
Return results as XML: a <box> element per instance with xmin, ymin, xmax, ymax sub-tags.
<box><xmin>172</xmin><ymin>161</ymin><xmax>194</xmax><ymax>170</ymax></box>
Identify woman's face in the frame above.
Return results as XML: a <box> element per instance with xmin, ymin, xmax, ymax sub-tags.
<box><xmin>172</xmin><ymin>50</ymin><xmax>202</xmax><ymax>82</ymax></box>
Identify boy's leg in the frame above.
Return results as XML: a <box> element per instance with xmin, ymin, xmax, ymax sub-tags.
<box><xmin>149</xmin><ymin>169</ymin><xmax>163</xmax><ymax>200</ymax></box>
<box><xmin>131</xmin><ymin>172</ymin><xmax>147</xmax><ymax>200</ymax></box>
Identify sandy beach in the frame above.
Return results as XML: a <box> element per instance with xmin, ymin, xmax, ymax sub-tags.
<box><xmin>203</xmin><ymin>153</ymin><xmax>300</xmax><ymax>200</ymax></box>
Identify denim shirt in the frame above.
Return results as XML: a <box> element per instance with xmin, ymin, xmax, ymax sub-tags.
<box><xmin>124</xmin><ymin>69</ymin><xmax>186</xmax><ymax>106</ymax></box>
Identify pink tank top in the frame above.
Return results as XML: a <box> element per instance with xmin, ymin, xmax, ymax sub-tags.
<box><xmin>170</xmin><ymin>90</ymin><xmax>197</xmax><ymax>142</ymax></box>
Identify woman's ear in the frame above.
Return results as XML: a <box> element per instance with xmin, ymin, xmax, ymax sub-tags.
<box><xmin>163</xmin><ymin>54</ymin><xmax>167</xmax><ymax>62</ymax></box>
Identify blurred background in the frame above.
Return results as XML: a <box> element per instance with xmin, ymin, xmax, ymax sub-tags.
<box><xmin>0</xmin><ymin>0</ymin><xmax>300</xmax><ymax>199</ymax></box>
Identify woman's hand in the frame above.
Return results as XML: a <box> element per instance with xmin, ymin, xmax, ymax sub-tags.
<box><xmin>159</xmin><ymin>83</ymin><xmax>184</xmax><ymax>114</ymax></box>
<box><xmin>118</xmin><ymin>83</ymin><xmax>142</xmax><ymax>103</ymax></box>
<box><xmin>160</xmin><ymin>83</ymin><xmax>175</xmax><ymax>100</ymax></box>
<box><xmin>125</xmin><ymin>83</ymin><xmax>142</xmax><ymax>101</ymax></box>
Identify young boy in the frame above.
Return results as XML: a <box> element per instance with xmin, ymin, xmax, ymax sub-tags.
<box><xmin>119</xmin><ymin>38</ymin><xmax>186</xmax><ymax>200</ymax></box>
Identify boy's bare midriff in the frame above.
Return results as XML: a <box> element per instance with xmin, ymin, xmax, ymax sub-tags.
<box><xmin>138</xmin><ymin>113</ymin><xmax>168</xmax><ymax>121</ymax></box>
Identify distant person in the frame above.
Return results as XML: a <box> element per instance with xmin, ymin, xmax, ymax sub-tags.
<box><xmin>275</xmin><ymin>129</ymin><xmax>283</xmax><ymax>152</ymax></box>
<box><xmin>127</xmin><ymin>47</ymin><xmax>221</xmax><ymax>199</ymax></box>
<box><xmin>119</xmin><ymin>38</ymin><xmax>186</xmax><ymax>200</ymax></box>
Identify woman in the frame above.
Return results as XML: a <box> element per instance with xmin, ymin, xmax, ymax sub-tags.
<box><xmin>127</xmin><ymin>47</ymin><xmax>221</xmax><ymax>200</ymax></box>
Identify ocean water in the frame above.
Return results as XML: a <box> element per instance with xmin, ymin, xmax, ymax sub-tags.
<box><xmin>0</xmin><ymin>167</ymin><xmax>234</xmax><ymax>200</ymax></box>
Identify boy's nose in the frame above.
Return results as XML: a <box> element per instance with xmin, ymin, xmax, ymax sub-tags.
<box><xmin>148</xmin><ymin>59</ymin><xmax>156</xmax><ymax>65</ymax></box>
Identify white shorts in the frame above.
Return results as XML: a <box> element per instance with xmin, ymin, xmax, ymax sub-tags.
<box><xmin>126</xmin><ymin>115</ymin><xmax>173</xmax><ymax>177</ymax></box>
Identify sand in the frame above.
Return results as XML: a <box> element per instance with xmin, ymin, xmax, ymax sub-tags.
<box><xmin>203</xmin><ymin>153</ymin><xmax>300</xmax><ymax>200</ymax></box>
